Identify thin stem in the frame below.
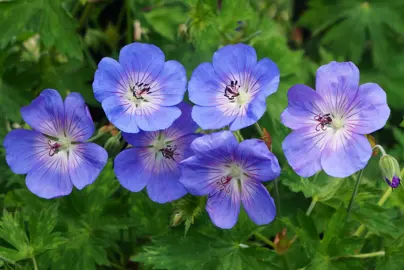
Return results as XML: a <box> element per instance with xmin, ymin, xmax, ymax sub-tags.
<box><xmin>333</xmin><ymin>251</ymin><xmax>385</xmax><ymax>259</ymax></box>
<box><xmin>32</xmin><ymin>255</ymin><xmax>38</xmax><ymax>270</ymax></box>
<box><xmin>233</xmin><ymin>130</ymin><xmax>244</xmax><ymax>142</ymax></box>
<box><xmin>274</xmin><ymin>177</ymin><xmax>281</xmax><ymax>216</ymax></box>
<box><xmin>354</xmin><ymin>187</ymin><xmax>392</xmax><ymax>237</ymax></box>
<box><xmin>78</xmin><ymin>3</ymin><xmax>93</xmax><ymax>29</ymax></box>
<box><xmin>254</xmin><ymin>232</ymin><xmax>275</xmax><ymax>248</ymax></box>
<box><xmin>306</xmin><ymin>198</ymin><xmax>317</xmax><ymax>216</ymax></box>
<box><xmin>346</xmin><ymin>169</ymin><xmax>364</xmax><ymax>222</ymax></box>
<box><xmin>254</xmin><ymin>122</ymin><xmax>264</xmax><ymax>137</ymax></box>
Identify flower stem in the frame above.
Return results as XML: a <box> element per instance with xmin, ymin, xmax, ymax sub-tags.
<box><xmin>233</xmin><ymin>130</ymin><xmax>244</xmax><ymax>142</ymax></box>
<box><xmin>254</xmin><ymin>122</ymin><xmax>264</xmax><ymax>137</ymax></box>
<box><xmin>290</xmin><ymin>197</ymin><xmax>318</xmax><ymax>244</ymax></box>
<box><xmin>354</xmin><ymin>187</ymin><xmax>392</xmax><ymax>237</ymax></box>
<box><xmin>346</xmin><ymin>169</ymin><xmax>364</xmax><ymax>222</ymax></box>
<box><xmin>254</xmin><ymin>232</ymin><xmax>275</xmax><ymax>248</ymax></box>
<box><xmin>334</xmin><ymin>251</ymin><xmax>385</xmax><ymax>259</ymax></box>
<box><xmin>373</xmin><ymin>144</ymin><xmax>387</xmax><ymax>156</ymax></box>
<box><xmin>87</xmin><ymin>131</ymin><xmax>107</xmax><ymax>142</ymax></box>
<box><xmin>32</xmin><ymin>255</ymin><xmax>38</xmax><ymax>270</ymax></box>
<box><xmin>78</xmin><ymin>2</ymin><xmax>92</xmax><ymax>29</ymax></box>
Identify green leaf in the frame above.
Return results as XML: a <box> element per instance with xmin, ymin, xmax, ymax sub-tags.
<box><xmin>144</xmin><ymin>6</ymin><xmax>186</xmax><ymax>41</ymax></box>
<box><xmin>0</xmin><ymin>0</ymin><xmax>82</xmax><ymax>60</ymax></box>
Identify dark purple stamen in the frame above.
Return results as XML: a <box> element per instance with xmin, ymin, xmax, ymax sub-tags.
<box><xmin>314</xmin><ymin>113</ymin><xmax>332</xmax><ymax>131</ymax></box>
<box><xmin>47</xmin><ymin>140</ymin><xmax>61</xmax><ymax>157</ymax></box>
<box><xmin>159</xmin><ymin>145</ymin><xmax>179</xmax><ymax>161</ymax></box>
<box><xmin>385</xmin><ymin>176</ymin><xmax>401</xmax><ymax>190</ymax></box>
<box><xmin>131</xmin><ymin>82</ymin><xmax>151</xmax><ymax>99</ymax></box>
<box><xmin>224</xmin><ymin>80</ymin><xmax>240</xmax><ymax>100</ymax></box>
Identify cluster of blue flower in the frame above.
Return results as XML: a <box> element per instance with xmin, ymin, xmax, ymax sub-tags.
<box><xmin>3</xmin><ymin>43</ymin><xmax>391</xmax><ymax>229</ymax></box>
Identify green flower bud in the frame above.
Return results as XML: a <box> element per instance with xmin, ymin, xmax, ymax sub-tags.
<box><xmin>379</xmin><ymin>154</ymin><xmax>401</xmax><ymax>189</ymax></box>
<box><xmin>104</xmin><ymin>135</ymin><xmax>123</xmax><ymax>158</ymax></box>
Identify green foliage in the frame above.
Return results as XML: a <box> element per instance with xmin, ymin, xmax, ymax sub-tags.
<box><xmin>0</xmin><ymin>0</ymin><xmax>403</xmax><ymax>269</ymax></box>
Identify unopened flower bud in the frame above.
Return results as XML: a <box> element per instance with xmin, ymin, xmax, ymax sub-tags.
<box><xmin>104</xmin><ymin>135</ymin><xmax>123</xmax><ymax>158</ymax></box>
<box><xmin>170</xmin><ymin>211</ymin><xmax>184</xmax><ymax>227</ymax></box>
<box><xmin>379</xmin><ymin>154</ymin><xmax>401</xmax><ymax>189</ymax></box>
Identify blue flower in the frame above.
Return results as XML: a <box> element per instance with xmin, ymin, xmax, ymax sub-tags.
<box><xmin>93</xmin><ymin>42</ymin><xmax>187</xmax><ymax>133</ymax></box>
<box><xmin>114</xmin><ymin>103</ymin><xmax>200</xmax><ymax>203</ymax></box>
<box><xmin>386</xmin><ymin>176</ymin><xmax>401</xmax><ymax>189</ymax></box>
<box><xmin>179</xmin><ymin>131</ymin><xmax>280</xmax><ymax>229</ymax></box>
<box><xmin>281</xmin><ymin>61</ymin><xmax>390</xmax><ymax>178</ymax></box>
<box><xmin>188</xmin><ymin>43</ymin><xmax>280</xmax><ymax>131</ymax></box>
<box><xmin>3</xmin><ymin>90</ymin><xmax>108</xmax><ymax>199</ymax></box>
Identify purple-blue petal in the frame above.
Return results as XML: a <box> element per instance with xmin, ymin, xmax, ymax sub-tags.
<box><xmin>26</xmin><ymin>153</ymin><xmax>73</xmax><ymax>199</ymax></box>
<box><xmin>229</xmin><ymin>95</ymin><xmax>266</xmax><ymax>131</ymax></box>
<box><xmin>118</xmin><ymin>42</ymin><xmax>165</xmax><ymax>84</ymax></box>
<box><xmin>135</xmin><ymin>104</ymin><xmax>181</xmax><ymax>131</ymax></box>
<box><xmin>321</xmin><ymin>131</ymin><xmax>371</xmax><ymax>178</ymax></box>
<box><xmin>147</xmin><ymin>60</ymin><xmax>186</xmax><ymax>106</ymax></box>
<box><xmin>92</xmin><ymin>57</ymin><xmax>129</xmax><ymax>102</ymax></box>
<box><xmin>282</xmin><ymin>127</ymin><xmax>328</xmax><ymax>177</ymax></box>
<box><xmin>114</xmin><ymin>148</ymin><xmax>153</xmax><ymax>192</ymax></box>
<box><xmin>212</xmin><ymin>43</ymin><xmax>257</xmax><ymax>84</ymax></box>
<box><xmin>345</xmin><ymin>83</ymin><xmax>390</xmax><ymax>134</ymax></box>
<box><xmin>190</xmin><ymin>131</ymin><xmax>237</xmax><ymax>162</ymax></box>
<box><xmin>191</xmin><ymin>104</ymin><xmax>238</xmax><ymax>130</ymax></box>
<box><xmin>64</xmin><ymin>92</ymin><xmax>95</xmax><ymax>142</ymax></box>
<box><xmin>122</xmin><ymin>131</ymin><xmax>158</xmax><ymax>147</ymax></box>
<box><xmin>68</xmin><ymin>143</ymin><xmax>108</xmax><ymax>190</ymax></box>
<box><xmin>281</xmin><ymin>84</ymin><xmax>328</xmax><ymax>130</ymax></box>
<box><xmin>4</xmin><ymin>129</ymin><xmax>48</xmax><ymax>174</ymax></box>
<box><xmin>20</xmin><ymin>89</ymin><xmax>65</xmax><ymax>138</ymax></box>
<box><xmin>102</xmin><ymin>96</ymin><xmax>139</xmax><ymax>133</ymax></box>
<box><xmin>164</xmin><ymin>102</ymin><xmax>199</xmax><ymax>139</ymax></box>
<box><xmin>188</xmin><ymin>62</ymin><xmax>227</xmax><ymax>106</ymax></box>
<box><xmin>241</xmin><ymin>179</ymin><xmax>276</xmax><ymax>225</ymax></box>
<box><xmin>248</xmin><ymin>58</ymin><xmax>280</xmax><ymax>98</ymax></box>
<box><xmin>206</xmin><ymin>182</ymin><xmax>241</xmax><ymax>229</ymax></box>
<box><xmin>146</xmin><ymin>169</ymin><xmax>187</xmax><ymax>203</ymax></box>
<box><xmin>235</xmin><ymin>139</ymin><xmax>280</xmax><ymax>182</ymax></box>
<box><xmin>179</xmin><ymin>156</ymin><xmax>225</xmax><ymax>196</ymax></box>
<box><xmin>315</xmin><ymin>61</ymin><xmax>360</xmax><ymax>112</ymax></box>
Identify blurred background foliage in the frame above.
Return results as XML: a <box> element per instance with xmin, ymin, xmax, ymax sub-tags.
<box><xmin>0</xmin><ymin>0</ymin><xmax>403</xmax><ymax>269</ymax></box>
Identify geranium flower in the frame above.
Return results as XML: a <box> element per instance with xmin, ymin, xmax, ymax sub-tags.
<box><xmin>281</xmin><ymin>61</ymin><xmax>390</xmax><ymax>178</ymax></box>
<box><xmin>114</xmin><ymin>103</ymin><xmax>200</xmax><ymax>203</ymax></box>
<box><xmin>179</xmin><ymin>131</ymin><xmax>280</xmax><ymax>229</ymax></box>
<box><xmin>188</xmin><ymin>43</ymin><xmax>280</xmax><ymax>131</ymax></box>
<box><xmin>3</xmin><ymin>90</ymin><xmax>108</xmax><ymax>199</ymax></box>
<box><xmin>93</xmin><ymin>42</ymin><xmax>186</xmax><ymax>133</ymax></box>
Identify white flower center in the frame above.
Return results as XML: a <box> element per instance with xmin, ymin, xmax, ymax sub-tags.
<box><xmin>331</xmin><ymin>117</ymin><xmax>345</xmax><ymax>130</ymax></box>
<box><xmin>235</xmin><ymin>90</ymin><xmax>250</xmax><ymax>106</ymax></box>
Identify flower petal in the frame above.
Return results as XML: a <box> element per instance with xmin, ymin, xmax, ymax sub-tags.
<box><xmin>241</xmin><ymin>179</ymin><xmax>276</xmax><ymax>225</ymax></box>
<box><xmin>26</xmin><ymin>152</ymin><xmax>73</xmax><ymax>199</ymax></box>
<box><xmin>147</xmin><ymin>60</ymin><xmax>186</xmax><ymax>106</ymax></box>
<box><xmin>190</xmin><ymin>131</ymin><xmax>237</xmax><ymax>162</ymax></box>
<box><xmin>179</xmin><ymin>156</ymin><xmax>226</xmax><ymax>196</ymax></box>
<box><xmin>122</xmin><ymin>131</ymin><xmax>158</xmax><ymax>147</ymax></box>
<box><xmin>114</xmin><ymin>148</ymin><xmax>153</xmax><ymax>192</ymax></box>
<box><xmin>4</xmin><ymin>129</ymin><xmax>48</xmax><ymax>174</ymax></box>
<box><xmin>235</xmin><ymin>139</ymin><xmax>281</xmax><ymax>182</ymax></box>
<box><xmin>146</xmin><ymin>169</ymin><xmax>187</xmax><ymax>203</ymax></box>
<box><xmin>212</xmin><ymin>43</ymin><xmax>257</xmax><ymax>84</ymax></box>
<box><xmin>102</xmin><ymin>96</ymin><xmax>139</xmax><ymax>133</ymax></box>
<box><xmin>206</xmin><ymin>181</ymin><xmax>241</xmax><ymax>229</ymax></box>
<box><xmin>229</xmin><ymin>95</ymin><xmax>266</xmax><ymax>131</ymax></box>
<box><xmin>20</xmin><ymin>89</ymin><xmax>65</xmax><ymax>137</ymax></box>
<box><xmin>64</xmin><ymin>93</ymin><xmax>95</xmax><ymax>142</ymax></box>
<box><xmin>315</xmin><ymin>61</ymin><xmax>360</xmax><ymax>114</ymax></box>
<box><xmin>248</xmin><ymin>58</ymin><xmax>280</xmax><ymax>97</ymax></box>
<box><xmin>92</xmin><ymin>57</ymin><xmax>129</xmax><ymax>102</ymax></box>
<box><xmin>164</xmin><ymin>102</ymin><xmax>199</xmax><ymax>140</ymax></box>
<box><xmin>191</xmin><ymin>103</ymin><xmax>238</xmax><ymax>130</ymax></box>
<box><xmin>321</xmin><ymin>131</ymin><xmax>372</xmax><ymax>178</ymax></box>
<box><xmin>281</xmin><ymin>84</ymin><xmax>328</xmax><ymax>130</ymax></box>
<box><xmin>188</xmin><ymin>62</ymin><xmax>228</xmax><ymax>106</ymax></box>
<box><xmin>345</xmin><ymin>83</ymin><xmax>390</xmax><ymax>134</ymax></box>
<box><xmin>68</xmin><ymin>143</ymin><xmax>108</xmax><ymax>190</ymax></box>
<box><xmin>118</xmin><ymin>42</ymin><xmax>165</xmax><ymax>84</ymax></box>
<box><xmin>282</xmin><ymin>127</ymin><xmax>330</xmax><ymax>177</ymax></box>
<box><xmin>136</xmin><ymin>103</ymin><xmax>181</xmax><ymax>131</ymax></box>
